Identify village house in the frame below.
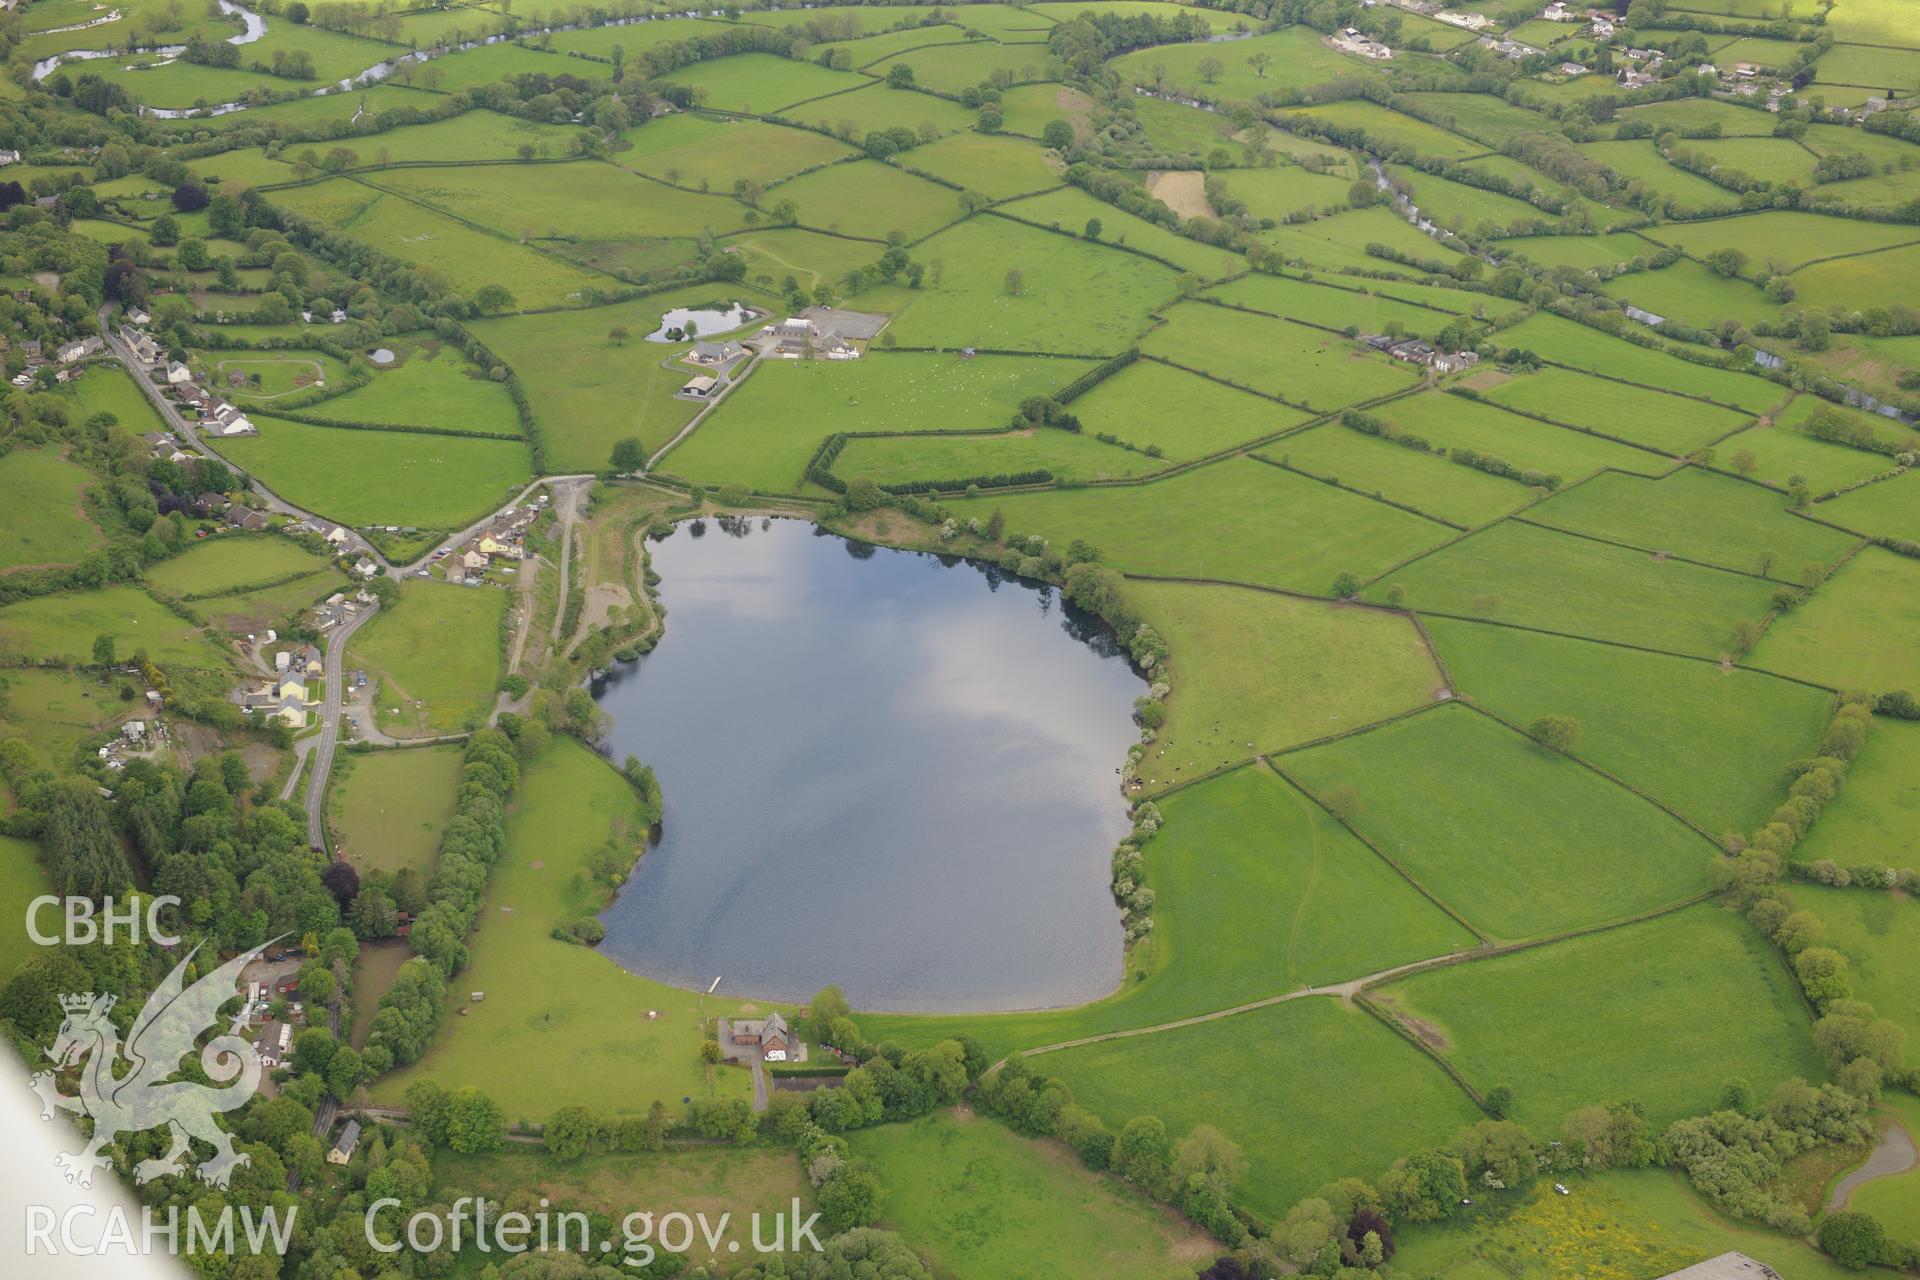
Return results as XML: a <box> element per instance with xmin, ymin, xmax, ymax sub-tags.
<box><xmin>326</xmin><ymin>1120</ymin><xmax>361</xmax><ymax>1166</ymax></box>
<box><xmin>689</xmin><ymin>339</ymin><xmax>745</xmax><ymax>365</ymax></box>
<box><xmin>1542</xmin><ymin>1</ymin><xmax>1570</xmax><ymax>19</ymax></box>
<box><xmin>206</xmin><ymin>400</ymin><xmax>256</xmax><ymax>436</ymax></box>
<box><xmin>121</xmin><ymin>327</ymin><xmax>159</xmax><ymax>363</ymax></box>
<box><xmin>225</xmin><ymin>507</ymin><xmax>268</xmax><ymax>532</ymax></box>
<box><xmin>126</xmin><ymin>307</ymin><xmax>150</xmax><ymax>327</ymax></box>
<box><xmin>823</xmin><ymin>336</ymin><xmax>860</xmax><ymax>361</ymax></box>
<box><xmin>1590</xmin><ymin>15</ymin><xmax>1614</xmax><ymax>36</ymax></box>
<box><xmin>1432</xmin><ymin>350</ymin><xmax>1481</xmax><ymax>374</ymax></box>
<box><xmin>193</xmin><ymin>492</ymin><xmax>230</xmax><ymax>518</ymax></box>
<box><xmin>730</xmin><ymin>1011</ymin><xmax>791</xmax><ymax>1062</ymax></box>
<box><xmin>0</xmin><ymin>150</ymin><xmax>18</xmax><ymax>166</ymax></box>
<box><xmin>1560</xmin><ymin>60</ymin><xmax>1588</xmax><ymax>76</ymax></box>
<box><xmin>475</xmin><ymin>529</ymin><xmax>522</xmax><ymax>560</ymax></box>
<box><xmin>165</xmin><ymin>361</ymin><xmax>193</xmax><ymax>384</ymax></box>
<box><xmin>1434</xmin><ymin>11</ymin><xmax>1492</xmax><ymax>30</ymax></box>
<box><xmin>324</xmin><ymin>526</ymin><xmax>351</xmax><ymax>548</ymax></box>
<box><xmin>55</xmin><ymin>335</ymin><xmax>101</xmax><ymax>363</ymax></box>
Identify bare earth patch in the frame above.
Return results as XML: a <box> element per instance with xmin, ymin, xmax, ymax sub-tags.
<box><xmin>1144</xmin><ymin>169</ymin><xmax>1215</xmax><ymax>220</ymax></box>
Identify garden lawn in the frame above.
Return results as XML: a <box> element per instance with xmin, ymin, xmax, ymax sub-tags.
<box><xmin>1376</xmin><ymin>904</ymin><xmax>1825</xmax><ymax>1132</ymax></box>
<box><xmin>0</xmin><ymin>587</ymin><xmax>227</xmax><ymax>671</ymax></box>
<box><xmin>617</xmin><ymin>113</ymin><xmax>856</xmax><ymax>188</ymax></box>
<box><xmin>1037</xmin><ymin>996</ymin><xmax>1482</xmax><ymax>1220</ymax></box>
<box><xmin>1524</xmin><ymin>467</ymin><xmax>1857</xmax><ymax>580</ymax></box>
<box><xmin>661</xmin><ymin>353</ymin><xmax>1090</xmax><ymax>492</ymax></box>
<box><xmin>884</xmin><ymin>214</ymin><xmax>1179</xmax><ymax>353</ymax></box>
<box><xmin>1816</xmin><ymin>470</ymin><xmax>1920</xmax><ymax>544</ymax></box>
<box><xmin>1132</xmin><ymin>578</ymin><xmax>1444</xmax><ymax>780</ymax></box>
<box><xmin>467</xmin><ymin>292</ymin><xmax>735</xmax><ymax>469</ymax></box>
<box><xmin>313</xmin><ymin>340</ymin><xmax>520</xmax><ymax>436</ymax></box>
<box><xmin>1795</xmin><ymin>716</ymin><xmax>1920</xmax><ymax>877</ymax></box>
<box><xmin>851</xmin><ymin>1109</ymin><xmax>1213</xmax><ymax>1280</ymax></box>
<box><xmin>350</xmin><ymin>579</ymin><xmax>505</xmax><ymax>737</ymax></box>
<box><xmin>372</xmin><ymin>738</ymin><xmax>757</xmax><ymax>1119</ymax></box>
<box><xmin>1141</xmin><ymin>304</ymin><xmax>1423</xmax><ymax>412</ymax></box>
<box><xmin>1492</xmin><ymin>313</ymin><xmax>1780</xmax><ymax>413</ymax></box>
<box><xmin>1264</xmin><ymin>423</ymin><xmax>1538</xmax><ymax>526</ymax></box>
<box><xmin>1068</xmin><ymin>360</ymin><xmax>1311</xmax><ymax>460</ymax></box>
<box><xmin>329</xmin><ymin>744</ymin><xmax>465</xmax><ymax>878</ymax></box>
<box><xmin>770</xmin><ymin>159</ymin><xmax>967</xmax><ymax>241</ymax></box>
<box><xmin>945</xmin><ymin>456</ymin><xmax>1454</xmax><ymax>593</ymax></box>
<box><xmin>1791</xmin><ymin>883</ymin><xmax>1919</xmax><ymax>1057</ymax></box>
<box><xmin>1427</xmin><ymin>616</ymin><xmax>1833</xmax><ymax>835</ymax></box>
<box><xmin>1281</xmin><ymin>704</ymin><xmax>1714</xmax><ymax>939</ymax></box>
<box><xmin>1363</xmin><ymin>519</ymin><xmax>1780</xmax><ymax>656</ymax></box>
<box><xmin>660</xmin><ymin>52</ymin><xmax>868</xmax><ymax>112</ymax></box>
<box><xmin>0</xmin><ymin>449</ymin><xmax>101</xmax><ymax>572</ymax></box>
<box><xmin>1749</xmin><ymin>547</ymin><xmax>1920</xmax><ymax>692</ymax></box>
<box><xmin>830</xmin><ymin>430</ymin><xmax>1157</xmax><ymax>487</ymax></box>
<box><xmin>218</xmin><ymin>416</ymin><xmax>532</xmax><ymax>530</ymax></box>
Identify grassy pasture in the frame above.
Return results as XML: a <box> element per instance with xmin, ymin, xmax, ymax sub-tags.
<box><xmin>369</xmin><ymin>162</ymin><xmax>746</xmax><ymax>240</ymax></box>
<box><xmin>218</xmin><ymin>415</ymin><xmax>532</xmax><ymax>530</ymax></box>
<box><xmin>1792</xmin><ymin>880</ymin><xmax>1919</xmax><ymax>1055</ymax></box>
<box><xmin>851</xmin><ymin>1110</ymin><xmax>1214</xmax><ymax>1280</ymax></box>
<box><xmin>893</xmin><ymin>130</ymin><xmax>1060</xmax><ymax>198</ymax></box>
<box><xmin>1427</xmin><ymin>615</ymin><xmax>1833</xmax><ymax>835</ymax></box>
<box><xmin>661</xmin><ymin>353</ymin><xmax>1091</xmax><ymax>492</ymax></box>
<box><xmin>317</xmin><ymin>340</ymin><xmax>520</xmax><ymax>436</ymax></box>
<box><xmin>1266</xmin><ymin>423</ymin><xmax>1537</xmax><ymax>526</ymax></box>
<box><xmin>0</xmin><ymin>668</ymin><xmax>128</xmax><ymax>777</ymax></box>
<box><xmin>769</xmin><ymin>158</ymin><xmax>965</xmax><ymax>240</ymax></box>
<box><xmin>1618</xmin><ymin>97</ymin><xmax>1783</xmax><ymax>137</ymax></box>
<box><xmin>1141</xmin><ymin>304</ymin><xmax>1422</xmax><ymax>411</ymax></box>
<box><xmin>468</xmin><ymin>296</ymin><xmax>727</xmax><ymax>469</ymax></box>
<box><xmin>0</xmin><ymin>836</ymin><xmax>53</xmax><ymax>982</ymax></box>
<box><xmin>1688</xmin><ymin>136</ymin><xmax>1819</xmax><ymax>186</ymax></box>
<box><xmin>947</xmin><ymin>455</ymin><xmax>1453</xmax><ymax>593</ymax></box>
<box><xmin>662</xmin><ymin>51</ymin><xmax>866</xmax><ymax>111</ymax></box>
<box><xmin>66</xmin><ymin>366</ymin><xmax>184</xmax><ymax>440</ymax></box>
<box><xmin>0</xmin><ymin>449</ymin><xmax>101</xmax><ymax>572</ymax></box>
<box><xmin>999</xmin><ymin>186</ymin><xmax>1242</xmax><ymax>277</ymax></box>
<box><xmin>330</xmin><ymin>744</ymin><xmax>466</xmax><ymax>878</ymax></box>
<box><xmin>1601</xmin><ymin>257</ymin><xmax>1783</xmax><ymax>329</ymax></box>
<box><xmin>1816</xmin><ymin>42</ymin><xmax>1920</xmax><ymax>91</ymax></box>
<box><xmin>1037</xmin><ymin>996</ymin><xmax>1482</xmax><ymax>1220</ymax></box>
<box><xmin>272</xmin><ymin>182</ymin><xmax>610</xmax><ymax>309</ymax></box>
<box><xmin>1364</xmin><ymin>518</ymin><xmax>1780</xmax><ymax>655</ymax></box>
<box><xmin>721</xmin><ymin>227</ymin><xmax>884</xmax><ymax>290</ymax></box>
<box><xmin>1388</xmin><ymin>164</ymin><xmax>1560</xmax><ymax>235</ymax></box>
<box><xmin>885</xmin><ymin>214</ymin><xmax>1178</xmax><ymax>352</ymax></box>
<box><xmin>0</xmin><ymin>587</ymin><xmax>225</xmax><ymax>671</ymax></box>
<box><xmin>1791</xmin><ymin>240</ymin><xmax>1920</xmax><ymax>313</ymax></box>
<box><xmin>1850</xmin><ymin>1094</ymin><xmax>1920</xmax><ymax>1253</ymax></box>
<box><xmin>351</xmin><ymin>579</ymin><xmax>505</xmax><ymax>737</ymax></box>
<box><xmin>144</xmin><ymin>535</ymin><xmax>337</xmax><ymax>598</ymax></box>
<box><xmin>813</xmin><ymin>23</ymin><xmax>971</xmax><ymax>69</ymax></box>
<box><xmin>1749</xmin><ymin>546</ymin><xmax>1920</xmax><ymax>693</ymax></box>
<box><xmin>1278</xmin><ymin>99</ymin><xmax>1485</xmax><ymax>161</ymax></box>
<box><xmin>1127</xmin><ymin>95</ymin><xmax>1243</xmax><ymax>157</ymax></box>
<box><xmin>1070</xmin><ymin>360</ymin><xmax>1309</xmax><ymax>459</ymax></box>
<box><xmin>833</xmin><ymin>429</ymin><xmax>1156</xmax><ymax>486</ymax></box>
<box><xmin>1131</xmin><ymin>578</ymin><xmax>1445</xmax><ymax>780</ymax></box>
<box><xmin>310</xmin><ymin>114</ymin><xmax>587</xmax><ymax>168</ymax></box>
<box><xmin>784</xmin><ymin>82</ymin><xmax>979</xmax><ymax>137</ymax></box>
<box><xmin>896</xmin><ymin>38</ymin><xmax>1050</xmax><ymax>93</ymax></box>
<box><xmin>419</xmin><ymin>43</ymin><xmax>613</xmax><ymax>93</ymax></box>
<box><xmin>1111</xmin><ymin>26</ymin><xmax>1376</xmax><ymax>100</ymax></box>
<box><xmin>1643</xmin><ymin>209</ymin><xmax>1920</xmax><ymax>275</ymax></box>
<box><xmin>1212</xmin><ymin>162</ymin><xmax>1358</xmax><ymax>222</ymax></box>
<box><xmin>1482</xmin><ymin>367</ymin><xmax>1755</xmax><ymax>455</ymax></box>
<box><xmin>1576</xmin><ymin>141</ymin><xmax>1743</xmax><ymax>213</ymax></box>
<box><xmin>1525</xmin><ymin>467</ymin><xmax>1857</xmax><ymax>580</ymax></box>
<box><xmin>1396</xmin><ymin>92</ymin><xmax>1554</xmax><ymax>146</ymax></box>
<box><xmin>1715</xmin><ymin>417</ymin><xmax>1896</xmax><ymax>494</ymax></box>
<box><xmin>1492</xmin><ymin>312</ymin><xmax>1779</xmax><ymax>412</ymax></box>
<box><xmin>1372</xmin><ymin>389</ymin><xmax>1676</xmax><ymax>481</ymax></box>
<box><xmin>1282</xmin><ymin>704</ymin><xmax>1713</xmax><ymax>939</ymax></box>
<box><xmin>1377</xmin><ymin>905</ymin><xmax>1824</xmax><ymax>1132</ymax></box>
<box><xmin>372</xmin><ymin>738</ymin><xmax>748</xmax><ymax>1118</ymax></box>
<box><xmin>1206</xmin><ymin>272</ymin><xmax>1476</xmax><ymax>335</ymax></box>
<box><xmin>204</xmin><ymin>349</ymin><xmax>346</xmax><ymax>401</ymax></box>
<box><xmin>1258</xmin><ymin>203</ymin><xmax>1469</xmax><ymax>272</ymax></box>
<box><xmin>1025</xmin><ymin>0</ymin><xmax>1244</xmax><ymax>30</ymax></box>
<box><xmin>618</xmin><ymin>113</ymin><xmax>856</xmax><ymax>188</ymax></box>
<box><xmin>1498</xmin><ymin>228</ymin><xmax>1668</xmax><ymax>271</ymax></box>
<box><xmin>1819</xmin><ymin>470</ymin><xmax>1920</xmax><ymax>545</ymax></box>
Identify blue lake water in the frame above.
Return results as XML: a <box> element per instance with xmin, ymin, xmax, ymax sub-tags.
<box><xmin>591</xmin><ymin>518</ymin><xmax>1141</xmax><ymax>1012</ymax></box>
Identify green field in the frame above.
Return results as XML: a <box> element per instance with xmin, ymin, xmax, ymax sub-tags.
<box><xmin>786</xmin><ymin>82</ymin><xmax>980</xmax><ymax>137</ymax></box>
<box><xmin>350</xmin><ymin>580</ymin><xmax>506</xmax><ymax>737</ymax></box>
<box><xmin>1499</xmin><ymin>227</ymin><xmax>1672</xmax><ymax>272</ymax></box>
<box><xmin>330</xmin><ymin>744</ymin><xmax>467</xmax><ymax>878</ymax></box>
<box><xmin>883</xmin><ymin>214</ymin><xmax>1179</xmax><ymax>353</ymax></box>
<box><xmin>312</xmin><ymin>340</ymin><xmax>521</xmax><ymax>436</ymax></box>
<box><xmin>947</xmin><ymin>455</ymin><xmax>1453</xmax><ymax>593</ymax></box>
<box><xmin>1817</xmin><ymin>471</ymin><xmax>1920</xmax><ymax>544</ymax></box>
<box><xmin>1379</xmin><ymin>389</ymin><xmax>1676</xmax><ymax>482</ymax></box>
<box><xmin>0</xmin><ymin>667</ymin><xmax>125</xmax><ymax>776</ymax></box>
<box><xmin>1791</xmin><ymin>882</ymin><xmax>1919</xmax><ymax>1055</ymax></box>
<box><xmin>1036</xmin><ymin>996</ymin><xmax>1483</xmax><ymax>1220</ymax></box>
<box><xmin>661</xmin><ymin>51</ymin><xmax>868</xmax><ymax>113</ymax></box>
<box><xmin>1427</xmin><ymin>616</ymin><xmax>1833</xmax><ymax>836</ymax></box>
<box><xmin>998</xmin><ymin>186</ymin><xmax>1244</xmax><ymax>277</ymax></box>
<box><xmin>1068</xmin><ymin>359</ymin><xmax>1309</xmax><ymax>460</ymax></box>
<box><xmin>1795</xmin><ymin>715</ymin><xmax>1920</xmax><ymax>876</ymax></box>
<box><xmin>1376</xmin><ymin>905</ymin><xmax>1825</xmax><ymax>1132</ymax></box>
<box><xmin>1717</xmin><ymin>414</ymin><xmax>1897</xmax><ymax>494</ymax></box>
<box><xmin>1849</xmin><ymin>1093</ymin><xmax>1920</xmax><ymax>1252</ymax></box>
<box><xmin>851</xmin><ymin>1110</ymin><xmax>1212</xmax><ymax>1280</ymax></box>
<box><xmin>373</xmin><ymin>738</ymin><xmax>754</xmax><ymax>1119</ymax></box>
<box><xmin>832</xmin><ymin>429</ymin><xmax>1156</xmax><ymax>487</ymax></box>
<box><xmin>1282</xmin><ymin>704</ymin><xmax>1714</xmax><ymax>939</ymax></box>
<box><xmin>620</xmin><ymin>113</ymin><xmax>856</xmax><ymax>188</ymax></box>
<box><xmin>1131</xmin><ymin>578</ymin><xmax>1444</xmax><ymax>781</ymax></box>
<box><xmin>1492</xmin><ymin>313</ymin><xmax>1780</xmax><ymax>413</ymax></box>
<box><xmin>893</xmin><ymin>131</ymin><xmax>1062</xmax><ymax>199</ymax></box>
<box><xmin>1264</xmin><ymin>423</ymin><xmax>1537</xmax><ymax>526</ymax></box>
<box><xmin>1642</xmin><ymin>210</ymin><xmax>1920</xmax><ymax>277</ymax></box>
<box><xmin>770</xmin><ymin>158</ymin><xmax>969</xmax><ymax>240</ymax></box>
<box><xmin>1577</xmin><ymin>141</ymin><xmax>1744</xmax><ymax>214</ymax></box>
<box><xmin>0</xmin><ymin>836</ymin><xmax>53</xmax><ymax>983</ymax></box>
<box><xmin>1111</xmin><ymin>25</ymin><xmax>1376</xmax><ymax>101</ymax></box>
<box><xmin>1208</xmin><ymin>271</ymin><xmax>1490</xmax><ymax>334</ymax></box>
<box><xmin>1749</xmin><ymin>547</ymin><xmax>1920</xmax><ymax>693</ymax></box>
<box><xmin>0</xmin><ymin>586</ymin><xmax>228</xmax><ymax>672</ymax></box>
<box><xmin>217</xmin><ymin>416</ymin><xmax>532</xmax><ymax>531</ymax></box>
<box><xmin>144</xmin><ymin>534</ymin><xmax>339</xmax><ymax>597</ymax></box>
<box><xmin>0</xmin><ymin>449</ymin><xmax>101</xmax><ymax>572</ymax></box>
<box><xmin>896</xmin><ymin>38</ymin><xmax>1052</xmax><ymax>93</ymax></box>
<box><xmin>1524</xmin><ymin>467</ymin><xmax>1858</xmax><ymax>580</ymax></box>
<box><xmin>1369</xmin><ymin>517</ymin><xmax>1779</xmax><ymax>655</ymax></box>
<box><xmin>369</xmin><ymin>162</ymin><xmax>747</xmax><ymax>242</ymax></box>
<box><xmin>1600</xmin><ymin>258</ymin><xmax>1784</xmax><ymax>331</ymax></box>
<box><xmin>662</xmin><ymin>353</ymin><xmax>1091</xmax><ymax>492</ymax></box>
<box><xmin>1141</xmin><ymin>303</ymin><xmax>1423</xmax><ymax>411</ymax></box>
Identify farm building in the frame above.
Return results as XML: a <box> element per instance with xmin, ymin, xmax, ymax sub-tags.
<box><xmin>730</xmin><ymin>1011</ymin><xmax>792</xmax><ymax>1061</ymax></box>
<box><xmin>326</xmin><ymin>1121</ymin><xmax>361</xmax><ymax>1166</ymax></box>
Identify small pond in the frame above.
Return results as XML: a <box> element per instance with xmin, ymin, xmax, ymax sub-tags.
<box><xmin>367</xmin><ymin>348</ymin><xmax>396</xmax><ymax>366</ymax></box>
<box><xmin>645</xmin><ymin>301</ymin><xmax>757</xmax><ymax>343</ymax></box>
<box><xmin>591</xmin><ymin>519</ymin><xmax>1141</xmax><ymax>1012</ymax></box>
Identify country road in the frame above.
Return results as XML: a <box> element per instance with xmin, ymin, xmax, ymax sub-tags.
<box><xmin>303</xmin><ymin>600</ymin><xmax>377</xmax><ymax>851</ymax></box>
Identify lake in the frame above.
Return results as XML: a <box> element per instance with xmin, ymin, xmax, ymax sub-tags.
<box><xmin>646</xmin><ymin>302</ymin><xmax>757</xmax><ymax>343</ymax></box>
<box><xmin>591</xmin><ymin>518</ymin><xmax>1141</xmax><ymax>1013</ymax></box>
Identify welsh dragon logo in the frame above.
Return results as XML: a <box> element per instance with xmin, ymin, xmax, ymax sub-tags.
<box><xmin>29</xmin><ymin>940</ymin><xmax>272</xmax><ymax>1190</ymax></box>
